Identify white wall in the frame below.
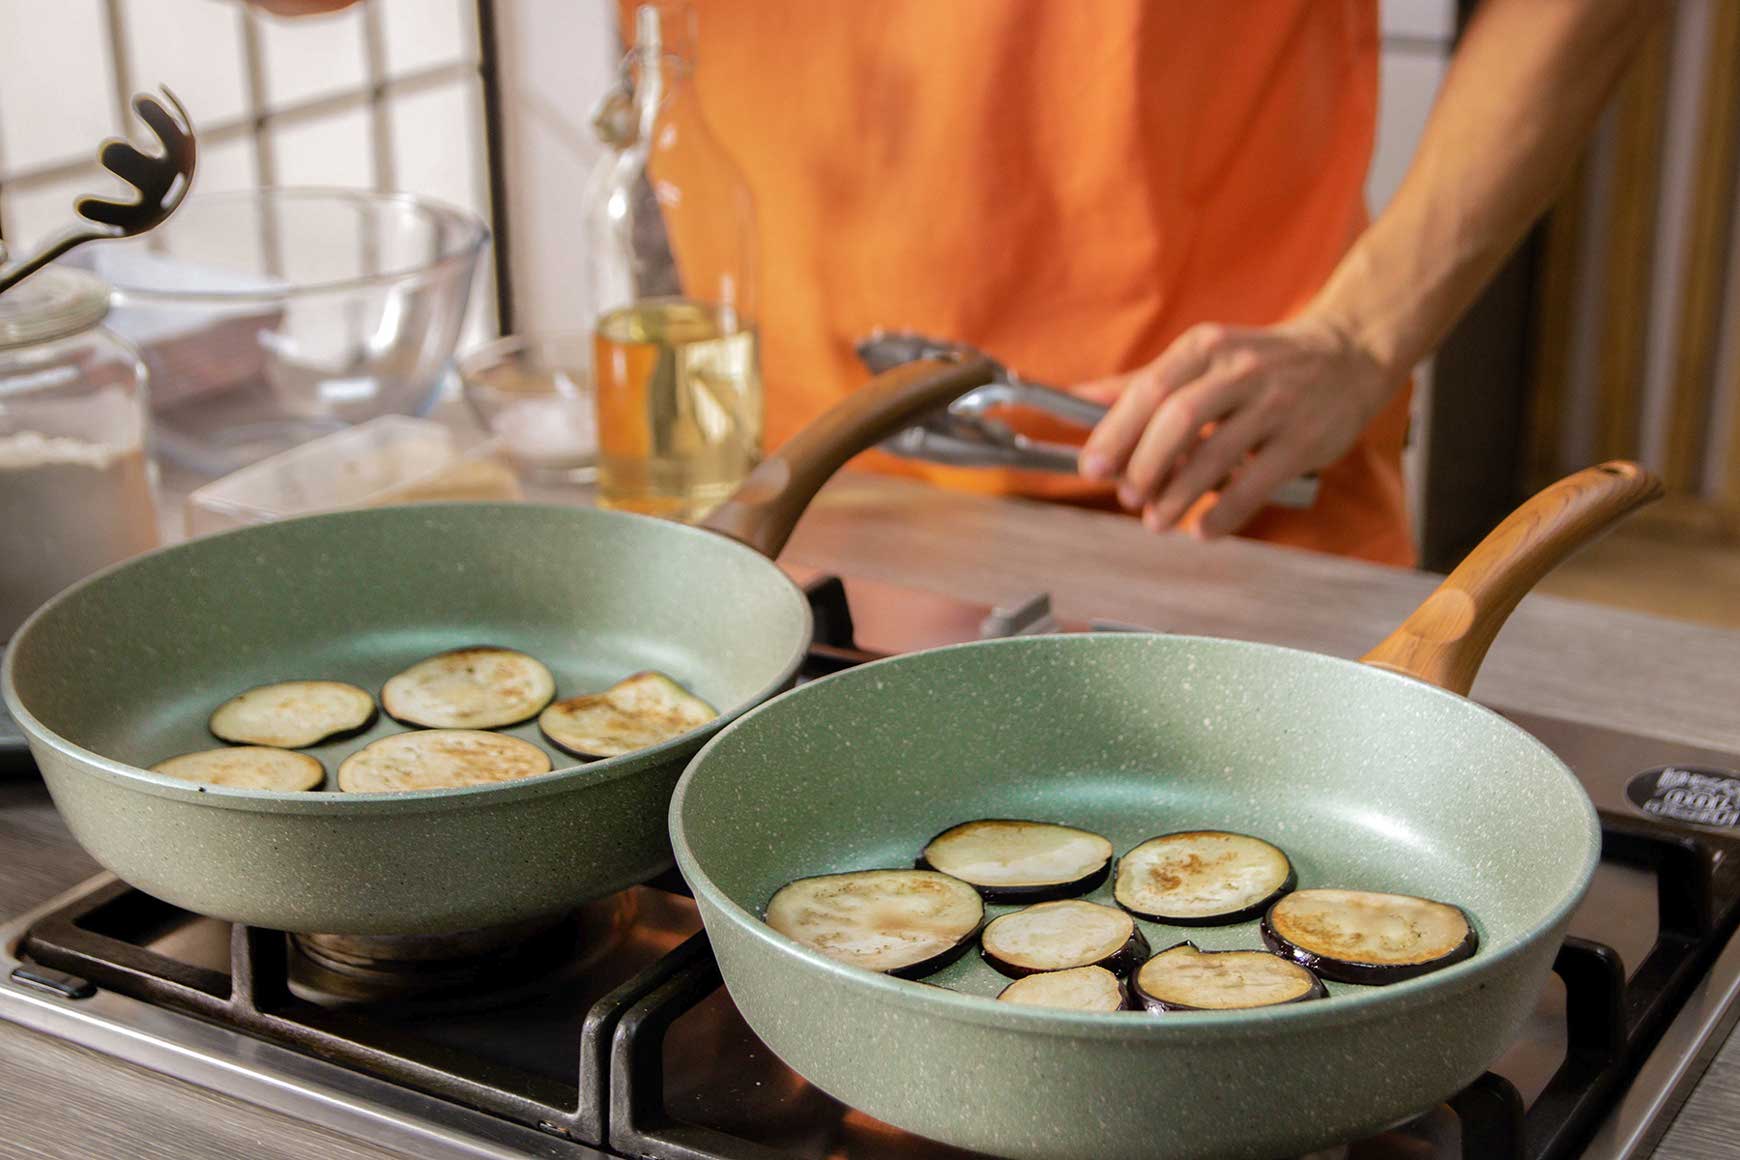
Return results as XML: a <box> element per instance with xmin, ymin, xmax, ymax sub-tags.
<box><xmin>1371</xmin><ymin>0</ymin><xmax>1455</xmax><ymax>212</ymax></box>
<box><xmin>490</xmin><ymin>0</ymin><xmax>618</xmax><ymax>336</ymax></box>
<box><xmin>1372</xmin><ymin>0</ymin><xmax>1457</xmax><ymax>536</ymax></box>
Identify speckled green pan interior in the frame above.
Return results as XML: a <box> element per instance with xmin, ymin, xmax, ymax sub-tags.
<box><xmin>672</xmin><ymin>634</ymin><xmax>1599</xmax><ymax>1159</ymax></box>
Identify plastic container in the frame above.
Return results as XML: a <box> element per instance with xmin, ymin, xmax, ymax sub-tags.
<box><xmin>183</xmin><ymin>416</ymin><xmax>521</xmax><ymax>538</ymax></box>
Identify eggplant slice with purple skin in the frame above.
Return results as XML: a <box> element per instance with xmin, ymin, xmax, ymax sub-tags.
<box><xmin>539</xmin><ymin>671</ymin><xmax>718</xmax><ymax>759</ymax></box>
<box><xmin>918</xmin><ymin>819</ymin><xmax>1114</xmax><ymax>901</ymax></box>
<box><xmin>209</xmin><ymin>680</ymin><xmax>377</xmax><ymax>749</ymax></box>
<box><xmin>997</xmin><ymin>965</ymin><xmax>1128</xmax><ymax>1013</ymax></box>
<box><xmin>337</xmin><ymin>729</ymin><xmax>553</xmax><ymax>793</ymax></box>
<box><xmin>1262</xmin><ymin>888</ymin><xmax>1477</xmax><ymax>985</ymax></box>
<box><xmin>152</xmin><ymin>746</ymin><xmax>325</xmax><ymax>792</ymax></box>
<box><xmin>764</xmin><ymin>869</ymin><xmax>985</xmax><ymax>979</ymax></box>
<box><xmin>980</xmin><ymin>899</ymin><xmax>1150</xmax><ymax>979</ymax></box>
<box><xmin>382</xmin><ymin>647</ymin><xmax>556</xmax><ymax>730</ymax></box>
<box><xmin>1114</xmin><ymin>830</ymin><xmax>1295</xmax><ymax>925</ymax></box>
<box><xmin>1132</xmin><ymin>942</ymin><xmax>1326</xmax><ymax>1013</ymax></box>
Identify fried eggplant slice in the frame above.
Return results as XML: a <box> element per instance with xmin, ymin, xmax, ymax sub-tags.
<box><xmin>997</xmin><ymin>965</ymin><xmax>1127</xmax><ymax>1012</ymax></box>
<box><xmin>980</xmin><ymin>899</ymin><xmax>1149</xmax><ymax>978</ymax></box>
<box><xmin>151</xmin><ymin>746</ymin><xmax>324</xmax><ymax>792</ymax></box>
<box><xmin>1132</xmin><ymin>942</ymin><xmax>1326</xmax><ymax>1012</ymax></box>
<box><xmin>919</xmin><ymin>819</ymin><xmax>1114</xmax><ymax>901</ymax></box>
<box><xmin>1261</xmin><ymin>888</ymin><xmax>1477</xmax><ymax>985</ymax></box>
<box><xmin>1114</xmin><ymin>831</ymin><xmax>1295</xmax><ymax>925</ymax></box>
<box><xmin>538</xmin><ymin>671</ymin><xmax>717</xmax><ymax>758</ymax></box>
<box><xmin>209</xmin><ymin>680</ymin><xmax>376</xmax><ymax>748</ymax></box>
<box><xmin>382</xmin><ymin>647</ymin><xmax>555</xmax><ymax>730</ymax></box>
<box><xmin>764</xmin><ymin>869</ymin><xmax>984</xmax><ymax>978</ymax></box>
<box><xmin>337</xmin><ymin>729</ymin><xmax>553</xmax><ymax>793</ymax></box>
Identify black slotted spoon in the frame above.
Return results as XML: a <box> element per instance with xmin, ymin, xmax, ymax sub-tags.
<box><xmin>0</xmin><ymin>87</ymin><xmax>196</xmax><ymax>296</ymax></box>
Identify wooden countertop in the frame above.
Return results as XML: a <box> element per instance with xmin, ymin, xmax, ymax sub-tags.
<box><xmin>5</xmin><ymin>472</ymin><xmax>1740</xmax><ymax>1160</ymax></box>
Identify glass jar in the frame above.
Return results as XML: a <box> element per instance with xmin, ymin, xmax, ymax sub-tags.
<box><xmin>0</xmin><ymin>267</ymin><xmax>159</xmax><ymax>638</ymax></box>
<box><xmin>584</xmin><ymin>0</ymin><xmax>762</xmax><ymax>522</ymax></box>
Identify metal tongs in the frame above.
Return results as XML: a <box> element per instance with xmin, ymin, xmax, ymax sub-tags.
<box><xmin>860</xmin><ymin>330</ymin><xmax>1318</xmax><ymax>509</ymax></box>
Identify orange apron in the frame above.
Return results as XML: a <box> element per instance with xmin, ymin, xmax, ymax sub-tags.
<box><xmin>654</xmin><ymin>0</ymin><xmax>1413</xmax><ymax>565</ymax></box>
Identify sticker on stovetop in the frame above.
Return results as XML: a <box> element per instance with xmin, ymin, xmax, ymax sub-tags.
<box><xmin>1626</xmin><ymin>766</ymin><xmax>1740</xmax><ymax>829</ymax></box>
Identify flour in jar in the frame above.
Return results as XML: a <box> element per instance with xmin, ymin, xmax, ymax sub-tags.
<box><xmin>0</xmin><ymin>431</ymin><xmax>159</xmax><ymax>637</ymax></box>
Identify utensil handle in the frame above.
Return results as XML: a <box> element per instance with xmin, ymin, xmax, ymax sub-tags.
<box><xmin>1361</xmin><ymin>461</ymin><xmax>1662</xmax><ymax>695</ymax></box>
<box><xmin>0</xmin><ymin>231</ymin><xmax>97</xmax><ymax>296</ymax></box>
<box><xmin>963</xmin><ymin>380</ymin><xmax>1111</xmax><ymax>429</ymax></box>
<box><xmin>702</xmin><ymin>356</ymin><xmax>998</xmax><ymax>558</ymax></box>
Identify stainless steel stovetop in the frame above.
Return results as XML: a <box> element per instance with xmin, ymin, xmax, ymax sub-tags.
<box><xmin>4</xmin><ymin>570</ymin><xmax>1740</xmax><ymax>1160</ymax></box>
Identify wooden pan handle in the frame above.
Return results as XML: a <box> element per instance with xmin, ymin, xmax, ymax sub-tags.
<box><xmin>702</xmin><ymin>356</ymin><xmax>997</xmax><ymax>559</ymax></box>
<box><xmin>1361</xmin><ymin>461</ymin><xmax>1662</xmax><ymax>695</ymax></box>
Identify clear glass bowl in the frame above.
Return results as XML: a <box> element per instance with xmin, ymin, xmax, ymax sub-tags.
<box><xmin>84</xmin><ymin>188</ymin><xmax>488</xmax><ymax>477</ymax></box>
<box><xmin>458</xmin><ymin>333</ymin><xmax>597</xmax><ymax>484</ymax></box>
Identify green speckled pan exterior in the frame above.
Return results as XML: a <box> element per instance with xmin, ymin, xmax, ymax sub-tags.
<box><xmin>671</xmin><ymin>635</ymin><xmax>1600</xmax><ymax>1160</ymax></box>
<box><xmin>1</xmin><ymin>503</ymin><xmax>811</xmax><ymax>933</ymax></box>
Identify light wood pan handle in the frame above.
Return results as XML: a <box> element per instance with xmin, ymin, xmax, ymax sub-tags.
<box><xmin>1361</xmin><ymin>461</ymin><xmax>1663</xmax><ymax>695</ymax></box>
<box><xmin>702</xmin><ymin>356</ymin><xmax>997</xmax><ymax>559</ymax></box>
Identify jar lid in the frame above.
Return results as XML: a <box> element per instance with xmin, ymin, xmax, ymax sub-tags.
<box><xmin>0</xmin><ymin>266</ymin><xmax>112</xmax><ymax>351</ymax></box>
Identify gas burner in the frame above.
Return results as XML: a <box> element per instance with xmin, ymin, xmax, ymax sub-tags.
<box><xmin>289</xmin><ymin>893</ymin><xmax>639</xmax><ymax>1011</ymax></box>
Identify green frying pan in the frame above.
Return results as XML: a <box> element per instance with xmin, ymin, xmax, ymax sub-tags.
<box><xmin>0</xmin><ymin>357</ymin><xmax>994</xmax><ymax>935</ymax></box>
<box><xmin>671</xmin><ymin>463</ymin><xmax>1661</xmax><ymax>1160</ymax></box>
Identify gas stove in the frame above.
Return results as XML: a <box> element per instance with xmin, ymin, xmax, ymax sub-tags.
<box><xmin>4</xmin><ymin>570</ymin><xmax>1740</xmax><ymax>1160</ymax></box>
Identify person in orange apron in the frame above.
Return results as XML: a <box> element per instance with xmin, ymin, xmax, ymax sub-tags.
<box><xmin>263</xmin><ymin>0</ymin><xmax>1656</xmax><ymax>566</ymax></box>
<box><xmin>672</xmin><ymin>0</ymin><xmax>1657</xmax><ymax>566</ymax></box>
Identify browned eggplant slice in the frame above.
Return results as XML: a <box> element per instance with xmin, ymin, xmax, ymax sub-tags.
<box><xmin>764</xmin><ymin>869</ymin><xmax>984</xmax><ymax>978</ymax></box>
<box><xmin>337</xmin><ymin>729</ymin><xmax>553</xmax><ymax>793</ymax></box>
<box><xmin>381</xmin><ymin>647</ymin><xmax>556</xmax><ymax>729</ymax></box>
<box><xmin>151</xmin><ymin>747</ymin><xmax>324</xmax><ymax>792</ymax></box>
<box><xmin>997</xmin><ymin>965</ymin><xmax>1128</xmax><ymax>1012</ymax></box>
<box><xmin>538</xmin><ymin>671</ymin><xmax>718</xmax><ymax>759</ymax></box>
<box><xmin>1132</xmin><ymin>942</ymin><xmax>1326</xmax><ymax>1012</ymax></box>
<box><xmin>1262</xmin><ymin>888</ymin><xmax>1477</xmax><ymax>985</ymax></box>
<box><xmin>980</xmin><ymin>899</ymin><xmax>1150</xmax><ymax>978</ymax></box>
<box><xmin>918</xmin><ymin>819</ymin><xmax>1114</xmax><ymax>901</ymax></box>
<box><xmin>208</xmin><ymin>680</ymin><xmax>377</xmax><ymax>748</ymax></box>
<box><xmin>1114</xmin><ymin>831</ymin><xmax>1295</xmax><ymax>925</ymax></box>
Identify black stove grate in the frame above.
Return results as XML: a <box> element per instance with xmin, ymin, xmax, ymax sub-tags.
<box><xmin>17</xmin><ymin>877</ymin><xmax>628</xmax><ymax>1148</ymax></box>
<box><xmin>10</xmin><ymin>575</ymin><xmax>1740</xmax><ymax>1160</ymax></box>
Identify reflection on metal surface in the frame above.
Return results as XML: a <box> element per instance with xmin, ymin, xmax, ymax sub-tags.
<box><xmin>661</xmin><ymin>987</ymin><xmax>980</xmax><ymax>1158</ymax></box>
<box><xmin>5</xmin><ymin>877</ymin><xmax>702</xmax><ymax>1150</ymax></box>
<box><xmin>289</xmin><ymin>894</ymin><xmax>637</xmax><ymax>1011</ymax></box>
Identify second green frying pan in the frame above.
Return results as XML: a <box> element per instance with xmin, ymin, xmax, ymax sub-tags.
<box><xmin>672</xmin><ymin>463</ymin><xmax>1661</xmax><ymax>1160</ymax></box>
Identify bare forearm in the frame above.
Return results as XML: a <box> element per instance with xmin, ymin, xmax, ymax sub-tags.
<box><xmin>1312</xmin><ymin>0</ymin><xmax>1661</xmax><ymax>383</ymax></box>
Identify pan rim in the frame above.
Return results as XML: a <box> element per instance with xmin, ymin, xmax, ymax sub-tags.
<box><xmin>1</xmin><ymin>502</ymin><xmax>813</xmax><ymax>814</ymax></box>
<box><xmin>671</xmin><ymin>632</ymin><xmax>1602</xmax><ymax>1036</ymax></box>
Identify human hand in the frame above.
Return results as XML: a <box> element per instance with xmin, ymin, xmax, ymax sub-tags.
<box><xmin>1076</xmin><ymin>314</ymin><xmax>1398</xmax><ymax>538</ymax></box>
